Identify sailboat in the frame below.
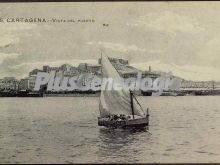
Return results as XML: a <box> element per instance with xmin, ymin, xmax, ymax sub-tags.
<box><xmin>98</xmin><ymin>53</ymin><xmax>149</xmax><ymax>129</ymax></box>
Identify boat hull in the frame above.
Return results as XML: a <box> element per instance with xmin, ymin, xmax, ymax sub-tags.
<box><xmin>98</xmin><ymin>115</ymin><xmax>149</xmax><ymax>129</ymax></box>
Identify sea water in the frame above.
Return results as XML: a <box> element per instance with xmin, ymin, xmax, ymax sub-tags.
<box><xmin>0</xmin><ymin>96</ymin><xmax>220</xmax><ymax>163</ymax></box>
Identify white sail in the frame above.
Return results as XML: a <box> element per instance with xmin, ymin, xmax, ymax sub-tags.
<box><xmin>99</xmin><ymin>54</ymin><xmax>145</xmax><ymax>118</ymax></box>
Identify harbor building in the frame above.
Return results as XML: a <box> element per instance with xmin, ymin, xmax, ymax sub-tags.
<box><xmin>180</xmin><ymin>80</ymin><xmax>219</xmax><ymax>90</ymax></box>
<box><xmin>61</xmin><ymin>64</ymin><xmax>79</xmax><ymax>77</ymax></box>
<box><xmin>29</xmin><ymin>69</ymin><xmax>43</xmax><ymax>77</ymax></box>
<box><xmin>0</xmin><ymin>79</ymin><xmax>3</xmax><ymax>90</ymax></box>
<box><xmin>43</xmin><ymin>65</ymin><xmax>60</xmax><ymax>73</ymax></box>
<box><xmin>19</xmin><ymin>76</ymin><xmax>37</xmax><ymax>91</ymax></box>
<box><xmin>0</xmin><ymin>77</ymin><xmax>19</xmax><ymax>91</ymax></box>
<box><xmin>78</xmin><ymin>63</ymin><xmax>101</xmax><ymax>75</ymax></box>
<box><xmin>98</xmin><ymin>57</ymin><xmax>129</xmax><ymax>66</ymax></box>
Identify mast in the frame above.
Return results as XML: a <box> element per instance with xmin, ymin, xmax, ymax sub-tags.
<box><xmin>130</xmin><ymin>90</ymin><xmax>134</xmax><ymax>119</ymax></box>
<box><xmin>212</xmin><ymin>80</ymin><xmax>215</xmax><ymax>90</ymax></box>
<box><xmin>100</xmin><ymin>50</ymin><xmax>103</xmax><ymax>75</ymax></box>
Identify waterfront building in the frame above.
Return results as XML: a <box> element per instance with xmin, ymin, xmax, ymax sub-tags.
<box><xmin>0</xmin><ymin>77</ymin><xmax>19</xmax><ymax>91</ymax></box>
<box><xmin>141</xmin><ymin>70</ymin><xmax>161</xmax><ymax>79</ymax></box>
<box><xmin>55</xmin><ymin>70</ymin><xmax>64</xmax><ymax>79</ymax></box>
<box><xmin>109</xmin><ymin>57</ymin><xmax>129</xmax><ymax>65</ymax></box>
<box><xmin>62</xmin><ymin>64</ymin><xmax>79</xmax><ymax>77</ymax></box>
<box><xmin>43</xmin><ymin>65</ymin><xmax>60</xmax><ymax>73</ymax></box>
<box><xmin>19</xmin><ymin>76</ymin><xmax>37</xmax><ymax>91</ymax></box>
<box><xmin>98</xmin><ymin>57</ymin><xmax>129</xmax><ymax>65</ymax></box>
<box><xmin>28</xmin><ymin>76</ymin><xmax>37</xmax><ymax>90</ymax></box>
<box><xmin>181</xmin><ymin>80</ymin><xmax>206</xmax><ymax>89</ymax></box>
<box><xmin>60</xmin><ymin>64</ymin><xmax>73</xmax><ymax>72</ymax></box>
<box><xmin>180</xmin><ymin>80</ymin><xmax>220</xmax><ymax>90</ymax></box>
<box><xmin>113</xmin><ymin>62</ymin><xmax>160</xmax><ymax>80</ymax></box>
<box><xmin>215</xmin><ymin>81</ymin><xmax>220</xmax><ymax>89</ymax></box>
<box><xmin>29</xmin><ymin>69</ymin><xmax>43</xmax><ymax>77</ymax></box>
<box><xmin>43</xmin><ymin>65</ymin><xmax>50</xmax><ymax>72</ymax></box>
<box><xmin>63</xmin><ymin>70</ymin><xmax>78</xmax><ymax>77</ymax></box>
<box><xmin>0</xmin><ymin>79</ymin><xmax>3</xmax><ymax>90</ymax></box>
<box><xmin>77</xmin><ymin>73</ymin><xmax>102</xmax><ymax>91</ymax></box>
<box><xmin>78</xmin><ymin>63</ymin><xmax>101</xmax><ymax>74</ymax></box>
<box><xmin>100</xmin><ymin>57</ymin><xmax>161</xmax><ymax>79</ymax></box>
<box><xmin>19</xmin><ymin>78</ymin><xmax>29</xmax><ymax>90</ymax></box>
<box><xmin>42</xmin><ymin>64</ymin><xmax>79</xmax><ymax>78</ymax></box>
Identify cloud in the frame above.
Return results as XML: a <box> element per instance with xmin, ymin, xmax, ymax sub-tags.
<box><xmin>86</xmin><ymin>41</ymin><xmax>146</xmax><ymax>53</ymax></box>
<box><xmin>128</xmin><ymin>11</ymin><xmax>204</xmax><ymax>35</ymax></box>
<box><xmin>0</xmin><ymin>22</ymin><xmax>37</xmax><ymax>47</ymax></box>
<box><xmin>131</xmin><ymin>60</ymin><xmax>220</xmax><ymax>81</ymax></box>
<box><xmin>0</xmin><ymin>22</ymin><xmax>37</xmax><ymax>74</ymax></box>
<box><xmin>0</xmin><ymin>53</ymin><xmax>20</xmax><ymax>64</ymax></box>
<box><xmin>0</xmin><ymin>22</ymin><xmax>37</xmax><ymax>34</ymax></box>
<box><xmin>0</xmin><ymin>6</ymin><xmax>217</xmax><ymax>81</ymax></box>
<box><xmin>0</xmin><ymin>35</ymin><xmax>19</xmax><ymax>47</ymax></box>
<box><xmin>197</xmin><ymin>34</ymin><xmax>220</xmax><ymax>67</ymax></box>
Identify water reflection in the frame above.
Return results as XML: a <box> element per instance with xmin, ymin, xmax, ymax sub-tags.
<box><xmin>97</xmin><ymin>127</ymin><xmax>150</xmax><ymax>163</ymax></box>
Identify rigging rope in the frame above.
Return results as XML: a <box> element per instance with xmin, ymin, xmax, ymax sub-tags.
<box><xmin>132</xmin><ymin>92</ymin><xmax>145</xmax><ymax>113</ymax></box>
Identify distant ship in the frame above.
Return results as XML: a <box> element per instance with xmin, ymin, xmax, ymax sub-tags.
<box><xmin>98</xmin><ymin>53</ymin><xmax>149</xmax><ymax>129</ymax></box>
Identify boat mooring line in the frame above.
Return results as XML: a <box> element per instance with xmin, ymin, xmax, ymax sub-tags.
<box><xmin>146</xmin><ymin>130</ymin><xmax>152</xmax><ymax>135</ymax></box>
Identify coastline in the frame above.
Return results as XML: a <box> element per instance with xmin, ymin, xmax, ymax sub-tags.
<box><xmin>0</xmin><ymin>89</ymin><xmax>220</xmax><ymax>97</ymax></box>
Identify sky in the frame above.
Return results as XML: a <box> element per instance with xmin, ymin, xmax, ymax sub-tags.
<box><xmin>0</xmin><ymin>2</ymin><xmax>220</xmax><ymax>81</ymax></box>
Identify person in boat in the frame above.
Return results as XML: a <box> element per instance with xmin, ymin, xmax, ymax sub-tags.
<box><xmin>113</xmin><ymin>115</ymin><xmax>117</xmax><ymax>120</ymax></box>
<box><xmin>121</xmin><ymin>114</ymin><xmax>126</xmax><ymax>120</ymax></box>
<box><xmin>109</xmin><ymin>115</ymin><xmax>113</xmax><ymax>121</ymax></box>
<box><xmin>110</xmin><ymin>114</ymin><xmax>116</xmax><ymax>121</ymax></box>
<box><xmin>119</xmin><ymin>114</ymin><xmax>123</xmax><ymax>119</ymax></box>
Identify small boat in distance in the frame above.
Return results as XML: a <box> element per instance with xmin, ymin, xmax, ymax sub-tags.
<box><xmin>98</xmin><ymin>53</ymin><xmax>149</xmax><ymax>129</ymax></box>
